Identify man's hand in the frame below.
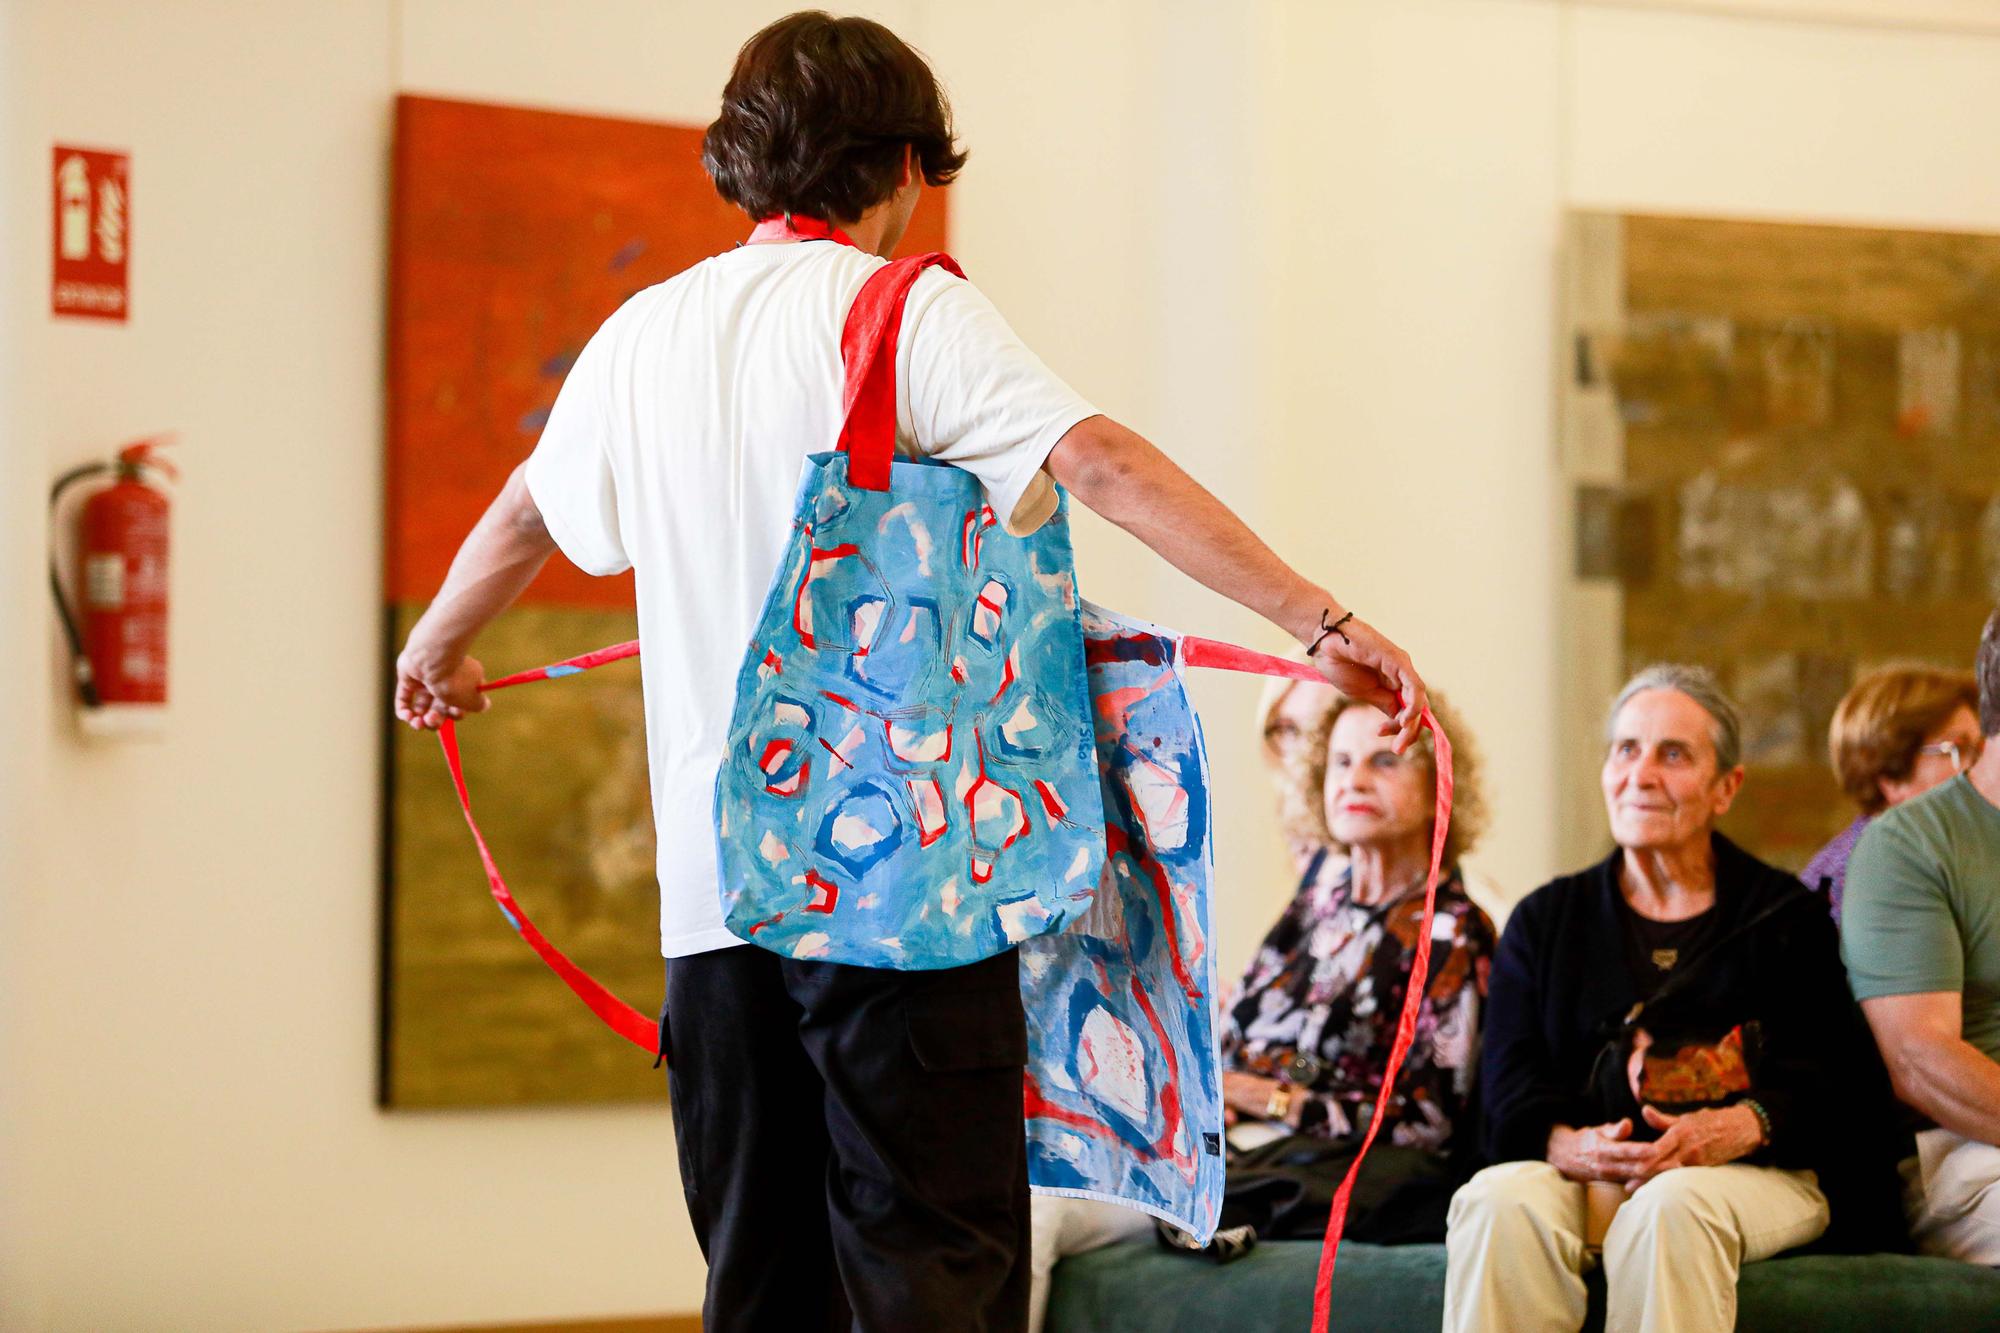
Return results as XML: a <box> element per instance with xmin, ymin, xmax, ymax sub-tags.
<box><xmin>387</xmin><ymin>462</ymin><xmax>555</xmax><ymax>733</ymax></box>
<box><xmin>1547</xmin><ymin>1119</ymin><xmax>1654</xmax><ymax>1184</ymax></box>
<box><xmin>1624</xmin><ymin>1104</ymin><xmax>1765</xmax><ymax>1191</ymax></box>
<box><xmin>1307</xmin><ymin>615</ymin><xmax>1426</xmax><ymax>753</ymax></box>
<box><xmin>394</xmin><ymin>650</ymin><xmax>488</xmax><ymax>731</ymax></box>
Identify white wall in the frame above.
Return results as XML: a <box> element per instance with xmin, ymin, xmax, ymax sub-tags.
<box><xmin>6</xmin><ymin>2</ymin><xmax>2000</xmax><ymax>1329</ymax></box>
<box><xmin>1258</xmin><ymin>0</ymin><xmax>1567</xmax><ymax>929</ymax></box>
<box><xmin>0</xmin><ymin>0</ymin><xmax>34</xmax><ymax>1313</ymax></box>
<box><xmin>8</xmin><ymin>5</ymin><xmax>683</xmax><ymax>1331</ymax></box>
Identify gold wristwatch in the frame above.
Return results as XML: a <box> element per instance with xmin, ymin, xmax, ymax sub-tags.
<box><xmin>1265</xmin><ymin>1083</ymin><xmax>1295</xmax><ymax>1121</ymax></box>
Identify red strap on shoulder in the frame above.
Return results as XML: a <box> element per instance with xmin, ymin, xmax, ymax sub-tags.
<box><xmin>837</xmin><ymin>252</ymin><xmax>965</xmax><ymax>491</ymax></box>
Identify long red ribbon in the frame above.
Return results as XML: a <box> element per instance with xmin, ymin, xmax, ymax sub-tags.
<box><xmin>437</xmin><ymin>637</ymin><xmax>655</xmax><ymax>1053</ymax></box>
<box><xmin>1184</xmin><ymin>635</ymin><xmax>1454</xmax><ymax>1327</ymax></box>
<box><xmin>452</xmin><ymin>216</ymin><xmax>1433</xmax><ymax>1323</ymax></box>
<box><xmin>1310</xmin><ymin>713</ymin><xmax>1451</xmax><ymax>1329</ymax></box>
<box><xmin>436</xmin><ymin>632</ymin><xmax>1449</xmax><ymax>1330</ymax></box>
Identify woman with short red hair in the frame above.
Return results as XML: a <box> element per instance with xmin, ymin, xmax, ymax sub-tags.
<box><xmin>1804</xmin><ymin>666</ymin><xmax>1983</xmax><ymax>919</ymax></box>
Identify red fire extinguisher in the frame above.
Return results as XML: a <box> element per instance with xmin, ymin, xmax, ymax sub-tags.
<box><xmin>50</xmin><ymin>436</ymin><xmax>175</xmax><ymax>724</ymax></box>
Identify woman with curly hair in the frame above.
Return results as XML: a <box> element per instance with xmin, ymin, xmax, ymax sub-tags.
<box><xmin>1214</xmin><ymin>689</ymin><xmax>1496</xmax><ymax>1243</ymax></box>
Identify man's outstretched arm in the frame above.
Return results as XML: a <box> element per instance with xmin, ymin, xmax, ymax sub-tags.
<box><xmin>1046</xmin><ymin>415</ymin><xmax>1427</xmax><ymax>748</ymax></box>
<box><xmin>394</xmin><ymin>463</ymin><xmax>557</xmax><ymax>730</ymax></box>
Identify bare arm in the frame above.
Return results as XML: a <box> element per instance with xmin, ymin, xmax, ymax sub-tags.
<box><xmin>1045</xmin><ymin>415</ymin><xmax>1426</xmax><ymax>747</ymax></box>
<box><xmin>393</xmin><ymin>463</ymin><xmax>558</xmax><ymax>729</ymax></box>
<box><xmin>1861</xmin><ymin>991</ymin><xmax>2000</xmax><ymax>1145</ymax></box>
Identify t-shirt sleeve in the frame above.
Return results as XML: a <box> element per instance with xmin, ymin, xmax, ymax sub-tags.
<box><xmin>523</xmin><ymin>314</ymin><xmax>632</xmax><ymax>577</ymax></box>
<box><xmin>1841</xmin><ymin>817</ymin><xmax>1965</xmax><ymax>1000</ymax></box>
<box><xmin>896</xmin><ymin>272</ymin><xmax>1099</xmax><ymax>536</ymax></box>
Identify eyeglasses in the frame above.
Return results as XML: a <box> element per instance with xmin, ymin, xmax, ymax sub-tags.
<box><xmin>1915</xmin><ymin>740</ymin><xmax>1980</xmax><ymax>774</ymax></box>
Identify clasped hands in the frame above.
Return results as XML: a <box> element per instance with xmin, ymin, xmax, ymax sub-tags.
<box><xmin>1546</xmin><ymin>1102</ymin><xmax>1766</xmax><ymax>1193</ymax></box>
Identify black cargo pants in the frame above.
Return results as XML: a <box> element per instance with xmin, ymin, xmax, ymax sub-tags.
<box><xmin>662</xmin><ymin>943</ymin><xmax>1030</xmax><ymax>1332</ymax></box>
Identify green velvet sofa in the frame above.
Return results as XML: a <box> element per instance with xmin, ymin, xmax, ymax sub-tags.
<box><xmin>1046</xmin><ymin>1239</ymin><xmax>2000</xmax><ymax>1331</ymax></box>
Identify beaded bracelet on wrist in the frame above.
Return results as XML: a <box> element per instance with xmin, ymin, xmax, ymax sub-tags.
<box><xmin>1741</xmin><ymin>1097</ymin><xmax>1773</xmax><ymax>1145</ymax></box>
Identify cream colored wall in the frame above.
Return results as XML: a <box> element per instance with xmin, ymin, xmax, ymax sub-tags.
<box><xmin>924</xmin><ymin>0</ymin><xmax>1286</xmax><ymax>995</ymax></box>
<box><xmin>6</xmin><ymin>2</ymin><xmax>2000</xmax><ymax>1330</ymax></box>
<box><xmin>1258</xmin><ymin>0</ymin><xmax>1567</xmax><ymax>941</ymax></box>
<box><xmin>0</xmin><ymin>0</ymin><xmax>33</xmax><ymax>1312</ymax></box>
<box><xmin>10</xmin><ymin>5</ymin><xmax>671</xmax><ymax>1332</ymax></box>
<box><xmin>7</xmin><ymin>4</ymin><xmax>715</xmax><ymax>1330</ymax></box>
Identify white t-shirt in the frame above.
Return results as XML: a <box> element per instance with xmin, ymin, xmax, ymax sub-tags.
<box><xmin>524</xmin><ymin>239</ymin><xmax>1099</xmax><ymax>957</ymax></box>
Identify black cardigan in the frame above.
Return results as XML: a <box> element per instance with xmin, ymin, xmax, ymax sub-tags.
<box><xmin>1479</xmin><ymin>835</ymin><xmax>1911</xmax><ymax>1254</ymax></box>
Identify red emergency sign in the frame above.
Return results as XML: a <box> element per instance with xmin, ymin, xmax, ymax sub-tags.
<box><xmin>52</xmin><ymin>146</ymin><xmax>130</xmax><ymax>321</ymax></box>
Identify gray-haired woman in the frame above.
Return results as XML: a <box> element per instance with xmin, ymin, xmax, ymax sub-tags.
<box><xmin>1443</xmin><ymin>666</ymin><xmax>1909</xmax><ymax>1333</ymax></box>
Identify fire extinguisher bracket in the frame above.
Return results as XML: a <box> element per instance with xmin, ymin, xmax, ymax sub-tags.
<box><xmin>76</xmin><ymin>701</ymin><xmax>170</xmax><ymax>739</ymax></box>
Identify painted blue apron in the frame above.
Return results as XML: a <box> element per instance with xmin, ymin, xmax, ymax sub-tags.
<box><xmin>712</xmin><ymin>232</ymin><xmax>1108</xmax><ymax>970</ymax></box>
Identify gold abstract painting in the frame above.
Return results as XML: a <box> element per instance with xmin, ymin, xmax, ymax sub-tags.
<box><xmin>1559</xmin><ymin>212</ymin><xmax>2000</xmax><ymax>872</ymax></box>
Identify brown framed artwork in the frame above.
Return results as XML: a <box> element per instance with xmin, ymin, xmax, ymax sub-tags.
<box><xmin>381</xmin><ymin>95</ymin><xmax>949</xmax><ymax>1107</ymax></box>
<box><xmin>1558</xmin><ymin>211</ymin><xmax>2000</xmax><ymax>874</ymax></box>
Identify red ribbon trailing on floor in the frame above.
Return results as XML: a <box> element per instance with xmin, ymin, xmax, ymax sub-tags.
<box><xmin>438</xmin><ymin>633</ymin><xmax>1449</xmax><ymax>1331</ymax></box>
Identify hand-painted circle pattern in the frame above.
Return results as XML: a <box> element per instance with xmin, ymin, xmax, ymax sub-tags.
<box><xmin>715</xmin><ymin>452</ymin><xmax>1105</xmax><ymax>969</ymax></box>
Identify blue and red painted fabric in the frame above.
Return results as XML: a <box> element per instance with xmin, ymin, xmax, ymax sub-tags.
<box><xmin>433</xmin><ymin>225</ymin><xmax>1455</xmax><ymax>1321</ymax></box>
<box><xmin>711</xmin><ymin>269</ymin><xmax>1107</xmax><ymax>966</ymax></box>
<box><xmin>1020</xmin><ymin>603</ymin><xmax>1227</xmax><ymax>1238</ymax></box>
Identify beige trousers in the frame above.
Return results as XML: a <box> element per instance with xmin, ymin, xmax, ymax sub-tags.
<box><xmin>1443</xmin><ymin>1160</ymin><xmax>1829</xmax><ymax>1333</ymax></box>
<box><xmin>1907</xmin><ymin>1127</ymin><xmax>2000</xmax><ymax>1265</ymax></box>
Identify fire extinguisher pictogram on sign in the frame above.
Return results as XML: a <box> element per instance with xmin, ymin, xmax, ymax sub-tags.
<box><xmin>49</xmin><ymin>437</ymin><xmax>175</xmax><ymax>735</ymax></box>
<box><xmin>52</xmin><ymin>146</ymin><xmax>130</xmax><ymax>321</ymax></box>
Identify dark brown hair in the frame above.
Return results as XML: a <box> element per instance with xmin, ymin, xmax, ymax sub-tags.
<box><xmin>703</xmin><ymin>11</ymin><xmax>967</xmax><ymax>224</ymax></box>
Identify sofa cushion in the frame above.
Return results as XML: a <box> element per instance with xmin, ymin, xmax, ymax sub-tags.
<box><xmin>1045</xmin><ymin>1239</ymin><xmax>2000</xmax><ymax>1332</ymax></box>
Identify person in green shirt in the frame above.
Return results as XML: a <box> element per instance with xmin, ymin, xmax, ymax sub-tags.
<box><xmin>1843</xmin><ymin>606</ymin><xmax>2000</xmax><ymax>1266</ymax></box>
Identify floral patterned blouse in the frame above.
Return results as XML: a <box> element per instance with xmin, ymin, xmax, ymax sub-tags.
<box><xmin>1221</xmin><ymin>849</ymin><xmax>1496</xmax><ymax>1152</ymax></box>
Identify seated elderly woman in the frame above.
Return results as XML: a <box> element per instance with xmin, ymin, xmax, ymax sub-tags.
<box><xmin>1217</xmin><ymin>688</ymin><xmax>1494</xmax><ymax>1242</ymax></box>
<box><xmin>1445</xmin><ymin>665</ymin><xmax>1909</xmax><ymax>1333</ymax></box>
<box><xmin>1024</xmin><ymin>688</ymin><xmax>1484</xmax><ymax>1321</ymax></box>
<box><xmin>1803</xmin><ymin>664</ymin><xmax>1982</xmax><ymax>919</ymax></box>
